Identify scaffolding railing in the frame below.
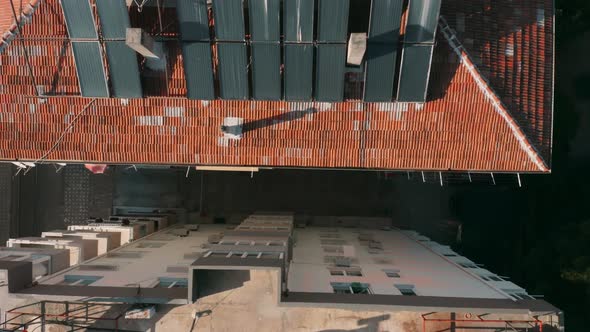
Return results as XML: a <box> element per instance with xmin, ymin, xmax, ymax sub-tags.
<box><xmin>1</xmin><ymin>300</ymin><xmax>129</xmax><ymax>332</ymax></box>
<box><xmin>422</xmin><ymin>312</ymin><xmax>544</xmax><ymax>332</ymax></box>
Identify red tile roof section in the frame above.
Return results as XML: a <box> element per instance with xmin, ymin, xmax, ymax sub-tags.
<box><xmin>441</xmin><ymin>0</ymin><xmax>554</xmax><ymax>166</ymax></box>
<box><xmin>0</xmin><ymin>0</ymin><xmax>554</xmax><ymax>172</ymax></box>
<box><xmin>0</xmin><ymin>0</ymin><xmax>41</xmax><ymax>51</ymax></box>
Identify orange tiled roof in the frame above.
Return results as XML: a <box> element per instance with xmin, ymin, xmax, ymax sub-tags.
<box><xmin>0</xmin><ymin>0</ymin><xmax>554</xmax><ymax>172</ymax></box>
<box><xmin>0</xmin><ymin>0</ymin><xmax>40</xmax><ymax>51</ymax></box>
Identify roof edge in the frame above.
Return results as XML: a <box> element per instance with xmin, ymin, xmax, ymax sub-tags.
<box><xmin>438</xmin><ymin>16</ymin><xmax>549</xmax><ymax>172</ymax></box>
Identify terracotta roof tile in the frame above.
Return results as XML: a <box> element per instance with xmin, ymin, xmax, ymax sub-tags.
<box><xmin>0</xmin><ymin>0</ymin><xmax>554</xmax><ymax>172</ymax></box>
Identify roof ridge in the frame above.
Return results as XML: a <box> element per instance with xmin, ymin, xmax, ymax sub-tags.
<box><xmin>0</xmin><ymin>0</ymin><xmax>41</xmax><ymax>54</ymax></box>
<box><xmin>438</xmin><ymin>15</ymin><xmax>548</xmax><ymax>172</ymax></box>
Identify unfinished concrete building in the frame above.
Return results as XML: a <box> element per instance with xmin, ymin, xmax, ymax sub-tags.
<box><xmin>0</xmin><ymin>214</ymin><xmax>562</xmax><ymax>331</ymax></box>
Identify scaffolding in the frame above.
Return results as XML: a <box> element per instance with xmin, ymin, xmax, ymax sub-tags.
<box><xmin>422</xmin><ymin>312</ymin><xmax>544</xmax><ymax>332</ymax></box>
<box><xmin>1</xmin><ymin>300</ymin><xmax>129</xmax><ymax>332</ymax></box>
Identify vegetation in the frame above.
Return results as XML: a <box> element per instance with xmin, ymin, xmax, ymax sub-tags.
<box><xmin>451</xmin><ymin>3</ymin><xmax>590</xmax><ymax>331</ymax></box>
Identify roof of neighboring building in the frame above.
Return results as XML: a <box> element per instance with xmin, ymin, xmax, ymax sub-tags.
<box><xmin>0</xmin><ymin>0</ymin><xmax>554</xmax><ymax>172</ymax></box>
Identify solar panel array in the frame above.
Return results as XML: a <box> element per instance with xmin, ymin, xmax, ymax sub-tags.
<box><xmin>177</xmin><ymin>0</ymin><xmax>215</xmax><ymax>99</ymax></box>
<box><xmin>364</xmin><ymin>0</ymin><xmax>403</xmax><ymax>102</ymax></box>
<box><xmin>61</xmin><ymin>0</ymin><xmax>108</xmax><ymax>97</ymax></box>
<box><xmin>96</xmin><ymin>0</ymin><xmax>143</xmax><ymax>98</ymax></box>
<box><xmin>59</xmin><ymin>0</ymin><xmax>440</xmax><ymax>102</ymax></box>
<box><xmin>397</xmin><ymin>0</ymin><xmax>442</xmax><ymax>102</ymax></box>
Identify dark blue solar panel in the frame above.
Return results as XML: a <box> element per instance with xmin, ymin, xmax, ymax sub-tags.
<box><xmin>284</xmin><ymin>44</ymin><xmax>313</xmax><ymax>101</ymax></box>
<box><xmin>176</xmin><ymin>0</ymin><xmax>210</xmax><ymax>41</ymax></box>
<box><xmin>217</xmin><ymin>43</ymin><xmax>249</xmax><ymax>99</ymax></box>
<box><xmin>212</xmin><ymin>0</ymin><xmax>245</xmax><ymax>41</ymax></box>
<box><xmin>364</xmin><ymin>43</ymin><xmax>397</xmax><ymax>102</ymax></box>
<box><xmin>405</xmin><ymin>0</ymin><xmax>442</xmax><ymax>44</ymax></box>
<box><xmin>249</xmin><ymin>0</ymin><xmax>280</xmax><ymax>42</ymax></box>
<box><xmin>397</xmin><ymin>44</ymin><xmax>434</xmax><ymax>102</ymax></box>
<box><xmin>251</xmin><ymin>43</ymin><xmax>281</xmax><ymax>100</ymax></box>
<box><xmin>317</xmin><ymin>0</ymin><xmax>350</xmax><ymax>42</ymax></box>
<box><xmin>315</xmin><ymin>44</ymin><xmax>346</xmax><ymax>101</ymax></box>
<box><xmin>61</xmin><ymin>0</ymin><xmax>98</xmax><ymax>39</ymax></box>
<box><xmin>284</xmin><ymin>0</ymin><xmax>314</xmax><ymax>42</ymax></box>
<box><xmin>96</xmin><ymin>0</ymin><xmax>130</xmax><ymax>39</ymax></box>
<box><xmin>105</xmin><ymin>41</ymin><xmax>142</xmax><ymax>98</ymax></box>
<box><xmin>72</xmin><ymin>42</ymin><xmax>109</xmax><ymax>97</ymax></box>
<box><xmin>182</xmin><ymin>42</ymin><xmax>215</xmax><ymax>100</ymax></box>
<box><xmin>368</xmin><ymin>0</ymin><xmax>403</xmax><ymax>43</ymax></box>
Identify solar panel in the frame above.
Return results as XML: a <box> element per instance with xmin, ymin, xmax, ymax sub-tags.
<box><xmin>364</xmin><ymin>43</ymin><xmax>397</xmax><ymax>102</ymax></box>
<box><xmin>182</xmin><ymin>42</ymin><xmax>215</xmax><ymax>100</ymax></box>
<box><xmin>60</xmin><ymin>0</ymin><xmax>98</xmax><ymax>39</ymax></box>
<box><xmin>249</xmin><ymin>0</ymin><xmax>280</xmax><ymax>42</ymax></box>
<box><xmin>176</xmin><ymin>0</ymin><xmax>213</xmax><ymax>99</ymax></box>
<box><xmin>176</xmin><ymin>0</ymin><xmax>210</xmax><ymax>41</ymax></box>
<box><xmin>105</xmin><ymin>41</ymin><xmax>142</xmax><ymax>98</ymax></box>
<box><xmin>364</xmin><ymin>0</ymin><xmax>403</xmax><ymax>102</ymax></box>
<box><xmin>95</xmin><ymin>0</ymin><xmax>130</xmax><ymax>39</ymax></box>
<box><xmin>368</xmin><ymin>0</ymin><xmax>403</xmax><ymax>43</ymax></box>
<box><xmin>396</xmin><ymin>44</ymin><xmax>434</xmax><ymax>102</ymax></box>
<box><xmin>71</xmin><ymin>42</ymin><xmax>109</xmax><ymax>97</ymax></box>
<box><xmin>317</xmin><ymin>0</ymin><xmax>350</xmax><ymax>42</ymax></box>
<box><xmin>251</xmin><ymin>43</ymin><xmax>281</xmax><ymax>100</ymax></box>
<box><xmin>315</xmin><ymin>44</ymin><xmax>346</xmax><ymax>101</ymax></box>
<box><xmin>284</xmin><ymin>44</ymin><xmax>313</xmax><ymax>101</ymax></box>
<box><xmin>212</xmin><ymin>0</ymin><xmax>245</xmax><ymax>41</ymax></box>
<box><xmin>405</xmin><ymin>0</ymin><xmax>442</xmax><ymax>44</ymax></box>
<box><xmin>283</xmin><ymin>0</ymin><xmax>314</xmax><ymax>42</ymax></box>
<box><xmin>217</xmin><ymin>43</ymin><xmax>249</xmax><ymax>99</ymax></box>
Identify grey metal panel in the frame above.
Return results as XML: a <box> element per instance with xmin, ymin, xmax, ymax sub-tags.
<box><xmin>315</xmin><ymin>44</ymin><xmax>346</xmax><ymax>101</ymax></box>
<box><xmin>61</xmin><ymin>0</ymin><xmax>98</xmax><ymax>39</ymax></box>
<box><xmin>71</xmin><ymin>42</ymin><xmax>109</xmax><ymax>97</ymax></box>
<box><xmin>105</xmin><ymin>41</ymin><xmax>142</xmax><ymax>98</ymax></box>
<box><xmin>217</xmin><ymin>43</ymin><xmax>248</xmax><ymax>99</ymax></box>
<box><xmin>364</xmin><ymin>43</ymin><xmax>396</xmax><ymax>102</ymax></box>
<box><xmin>397</xmin><ymin>44</ymin><xmax>434</xmax><ymax>102</ymax></box>
<box><xmin>284</xmin><ymin>0</ymin><xmax>314</xmax><ymax>42</ymax></box>
<box><xmin>368</xmin><ymin>0</ymin><xmax>403</xmax><ymax>43</ymax></box>
<box><xmin>317</xmin><ymin>0</ymin><xmax>350</xmax><ymax>42</ymax></box>
<box><xmin>284</xmin><ymin>44</ymin><xmax>313</xmax><ymax>101</ymax></box>
<box><xmin>96</xmin><ymin>0</ymin><xmax>130</xmax><ymax>39</ymax></box>
<box><xmin>405</xmin><ymin>0</ymin><xmax>442</xmax><ymax>44</ymax></box>
<box><xmin>182</xmin><ymin>42</ymin><xmax>215</xmax><ymax>100</ymax></box>
<box><xmin>212</xmin><ymin>0</ymin><xmax>245</xmax><ymax>41</ymax></box>
<box><xmin>176</xmin><ymin>0</ymin><xmax>210</xmax><ymax>41</ymax></box>
<box><xmin>249</xmin><ymin>0</ymin><xmax>280</xmax><ymax>42</ymax></box>
<box><xmin>251</xmin><ymin>43</ymin><xmax>281</xmax><ymax>100</ymax></box>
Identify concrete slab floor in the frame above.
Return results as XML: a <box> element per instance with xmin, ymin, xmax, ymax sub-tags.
<box><xmin>115</xmin><ymin>270</ymin><xmax>428</xmax><ymax>332</ymax></box>
<box><xmin>2</xmin><ymin>271</ymin><xmax>552</xmax><ymax>332</ymax></box>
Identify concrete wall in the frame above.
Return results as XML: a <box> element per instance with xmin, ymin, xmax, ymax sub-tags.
<box><xmin>7</xmin><ymin>238</ymin><xmax>85</xmax><ymax>267</ymax></box>
<box><xmin>287</xmin><ymin>227</ymin><xmax>521</xmax><ymax>300</ymax></box>
<box><xmin>68</xmin><ymin>225</ymin><xmax>135</xmax><ymax>245</ymax></box>
<box><xmin>55</xmin><ymin>232</ymin><xmax>112</xmax><ymax>255</ymax></box>
<box><xmin>39</xmin><ymin>225</ymin><xmax>224</xmax><ymax>290</ymax></box>
<box><xmin>0</xmin><ymin>260</ymin><xmax>32</xmax><ymax>293</ymax></box>
<box><xmin>0</xmin><ymin>164</ymin><xmax>115</xmax><ymax>244</ymax></box>
<box><xmin>16</xmin><ymin>166</ymin><xmax>65</xmax><ymax>236</ymax></box>
<box><xmin>0</xmin><ymin>247</ymin><xmax>70</xmax><ymax>275</ymax></box>
<box><xmin>50</xmin><ymin>248</ymin><xmax>73</xmax><ymax>273</ymax></box>
<box><xmin>114</xmin><ymin>167</ymin><xmax>185</xmax><ymax>209</ymax></box>
<box><xmin>199</xmin><ymin>170</ymin><xmax>392</xmax><ymax>217</ymax></box>
<box><xmin>0</xmin><ymin>164</ymin><xmax>15</xmax><ymax>244</ymax></box>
